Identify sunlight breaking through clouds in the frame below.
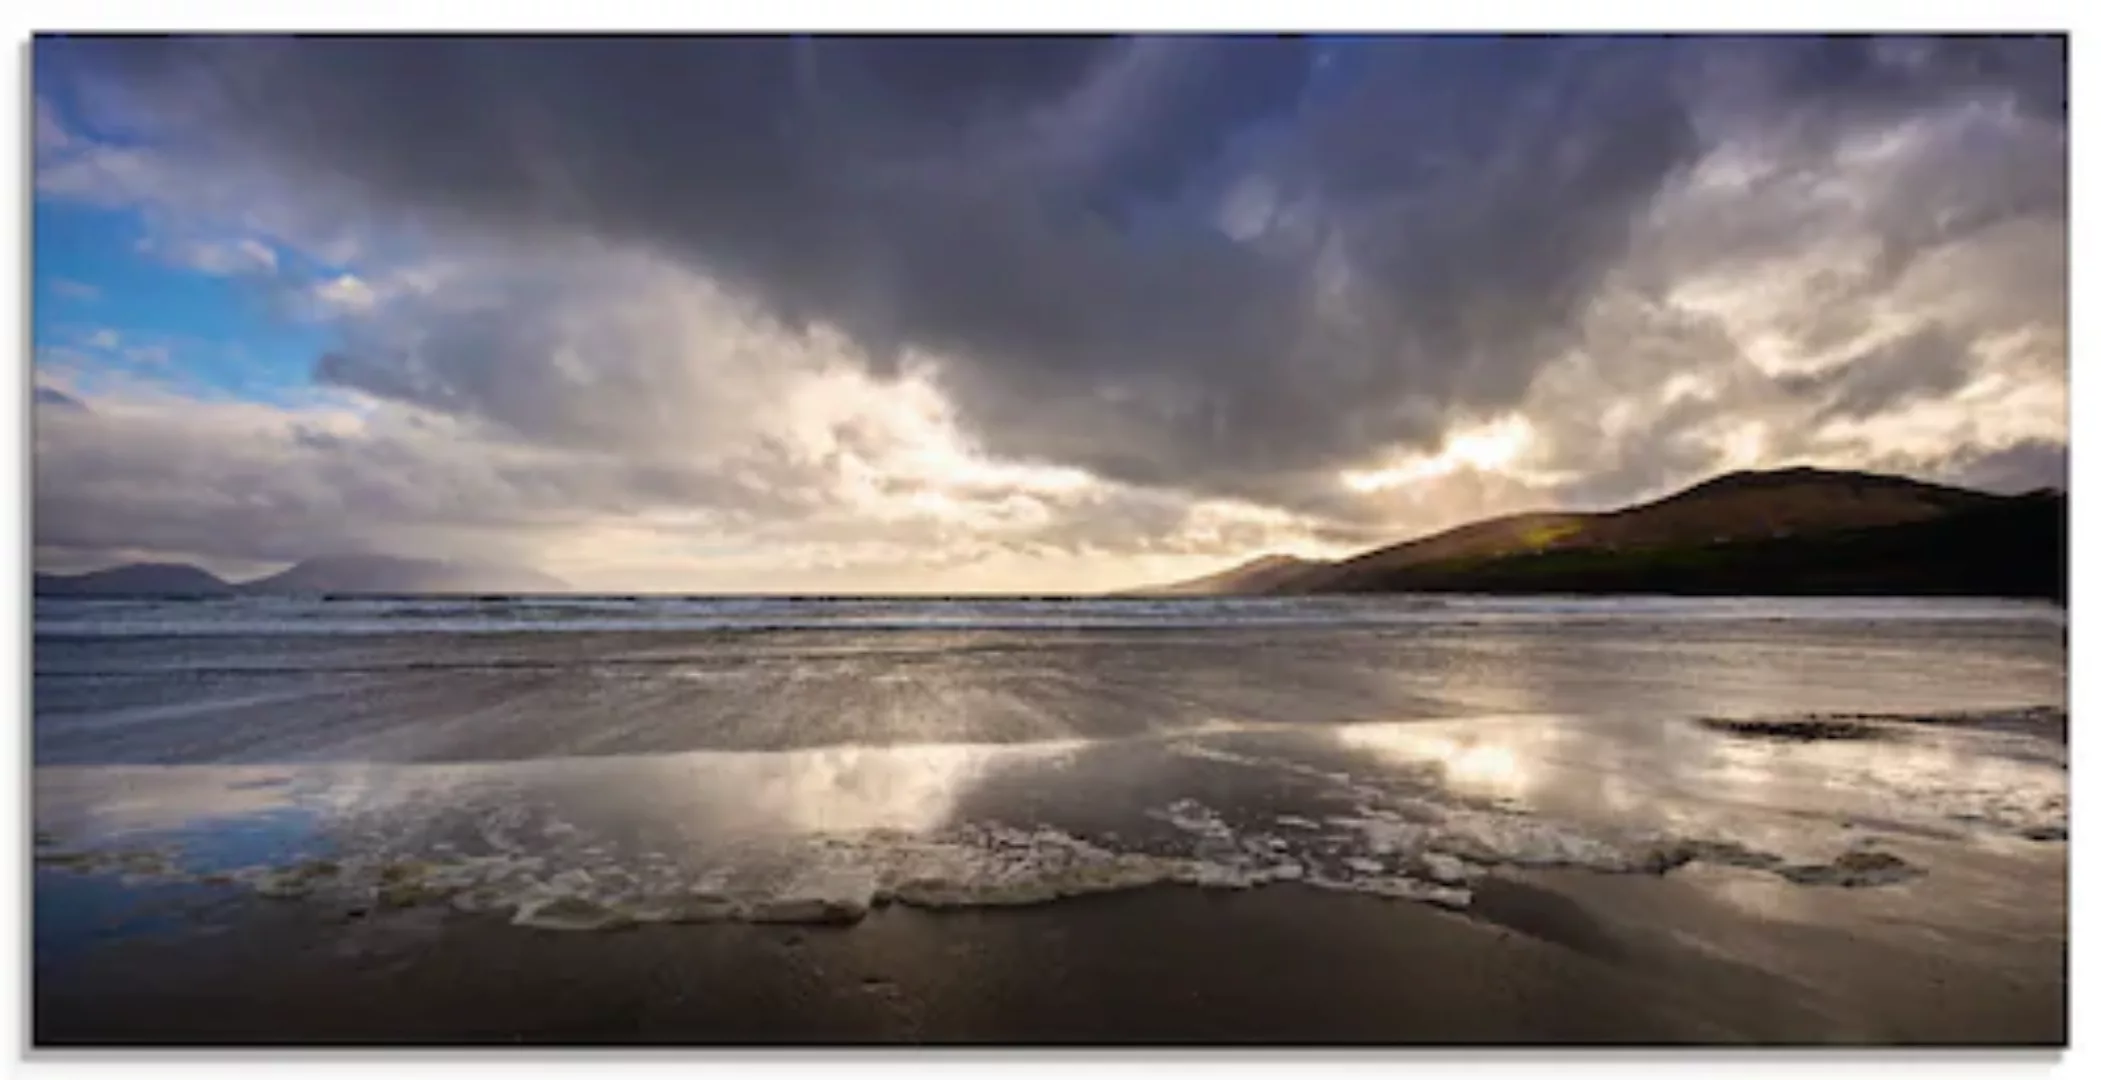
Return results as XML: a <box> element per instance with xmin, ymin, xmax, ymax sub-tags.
<box><xmin>28</xmin><ymin>36</ymin><xmax>2065</xmax><ymax>590</ymax></box>
<box><xmin>1339</xmin><ymin>417</ymin><xmax>1537</xmax><ymax>494</ymax></box>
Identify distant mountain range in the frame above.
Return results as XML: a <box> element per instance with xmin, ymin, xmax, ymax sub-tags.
<box><xmin>31</xmin><ymin>562</ymin><xmax>235</xmax><ymax>597</ymax></box>
<box><xmin>1133</xmin><ymin>467</ymin><xmax>2067</xmax><ymax>602</ymax></box>
<box><xmin>34</xmin><ymin>468</ymin><xmax>2069</xmax><ymax>602</ymax></box>
<box><xmin>34</xmin><ymin>554</ymin><xmax>570</xmax><ymax>598</ymax></box>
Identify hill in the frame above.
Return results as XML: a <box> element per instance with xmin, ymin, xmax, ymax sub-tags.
<box><xmin>33</xmin><ymin>562</ymin><xmax>232</xmax><ymax>597</ymax></box>
<box><xmin>37</xmin><ymin>554</ymin><xmax>570</xmax><ymax>598</ymax></box>
<box><xmin>239</xmin><ymin>555</ymin><xmax>570</xmax><ymax>595</ymax></box>
<box><xmin>1123</xmin><ymin>553</ymin><xmax>1330</xmax><ymax>597</ymax></box>
<box><xmin>1138</xmin><ymin>467</ymin><xmax>2063</xmax><ymax>601</ymax></box>
<box><xmin>1307</xmin><ymin>492</ymin><xmax>2063</xmax><ymax>600</ymax></box>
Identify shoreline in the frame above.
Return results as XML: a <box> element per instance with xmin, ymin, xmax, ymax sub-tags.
<box><xmin>32</xmin><ymin>597</ymin><xmax>2067</xmax><ymax>1047</ymax></box>
<box><xmin>35</xmin><ymin>847</ymin><xmax>2066</xmax><ymax>1047</ymax></box>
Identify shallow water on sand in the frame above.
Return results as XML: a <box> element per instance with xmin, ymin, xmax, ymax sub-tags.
<box><xmin>33</xmin><ymin>595</ymin><xmax>2067</xmax><ymax>934</ymax></box>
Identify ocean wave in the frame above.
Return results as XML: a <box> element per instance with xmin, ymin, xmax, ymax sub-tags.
<box><xmin>34</xmin><ymin>593</ymin><xmax>2062</xmax><ymax>639</ymax></box>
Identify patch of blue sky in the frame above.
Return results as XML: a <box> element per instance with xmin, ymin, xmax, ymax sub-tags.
<box><xmin>34</xmin><ymin>200</ymin><xmax>339</xmax><ymax>406</ymax></box>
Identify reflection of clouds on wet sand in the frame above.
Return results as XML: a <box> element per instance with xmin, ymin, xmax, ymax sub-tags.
<box><xmin>36</xmin><ymin>737</ymin><xmax>1097</xmax><ymax>861</ymax></box>
<box><xmin>1330</xmin><ymin>717</ymin><xmax>1555</xmax><ymax>801</ymax></box>
<box><xmin>36</xmin><ymin>765</ymin><xmax>307</xmax><ymax>839</ymax></box>
<box><xmin>30</xmin><ymin>710</ymin><xmax>2069</xmax><ymax>938</ymax></box>
<box><xmin>58</xmin><ymin>712</ymin><xmax>2054</xmax><ymax>871</ymax></box>
<box><xmin>620</xmin><ymin>739</ymin><xmax>1090</xmax><ymax>835</ymax></box>
<box><xmin>1676</xmin><ymin>862</ymin><xmax>1821</xmax><ymax>924</ymax></box>
<box><xmin>1320</xmin><ymin>706</ymin><xmax>2068</xmax><ymax>862</ymax></box>
<box><xmin>1686</xmin><ymin>732</ymin><xmax>2067</xmax><ymax>838</ymax></box>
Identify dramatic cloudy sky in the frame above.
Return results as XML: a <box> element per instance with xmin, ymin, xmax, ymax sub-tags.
<box><xmin>31</xmin><ymin>35</ymin><xmax>2067</xmax><ymax>592</ymax></box>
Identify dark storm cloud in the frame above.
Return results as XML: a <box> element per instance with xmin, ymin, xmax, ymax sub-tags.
<box><xmin>1735</xmin><ymin>34</ymin><xmax>2066</xmax><ymax>126</ymax></box>
<box><xmin>1943</xmin><ymin>438</ymin><xmax>2068</xmax><ymax>494</ymax></box>
<box><xmin>1776</xmin><ymin>327</ymin><xmax>1980</xmax><ymax>422</ymax></box>
<box><xmin>30</xmin><ymin>384</ymin><xmax>846</xmax><ymax>571</ymax></box>
<box><xmin>47</xmin><ymin>35</ymin><xmax>2067</xmax><ymax>516</ymax></box>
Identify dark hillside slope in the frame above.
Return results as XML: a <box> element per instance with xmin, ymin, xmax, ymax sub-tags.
<box><xmin>33</xmin><ymin>563</ymin><xmax>231</xmax><ymax>597</ymax></box>
<box><xmin>1133</xmin><ymin>467</ymin><xmax>2058</xmax><ymax>601</ymax></box>
<box><xmin>1122</xmin><ymin>554</ymin><xmax>1329</xmax><ymax>596</ymax></box>
<box><xmin>1303</xmin><ymin>491</ymin><xmax>2064</xmax><ymax>601</ymax></box>
<box><xmin>1291</xmin><ymin>467</ymin><xmax>1995</xmax><ymax>593</ymax></box>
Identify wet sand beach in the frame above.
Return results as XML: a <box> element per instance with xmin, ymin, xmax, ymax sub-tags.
<box><xmin>31</xmin><ymin>595</ymin><xmax>2068</xmax><ymax>1045</ymax></box>
<box><xmin>35</xmin><ymin>843</ymin><xmax>2064</xmax><ymax>1046</ymax></box>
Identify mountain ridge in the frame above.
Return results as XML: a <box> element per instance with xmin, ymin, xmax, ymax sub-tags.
<box><xmin>1138</xmin><ymin>467</ymin><xmax>2063</xmax><ymax>601</ymax></box>
<box><xmin>1122</xmin><ymin>553</ymin><xmax>1327</xmax><ymax>597</ymax></box>
<box><xmin>35</xmin><ymin>553</ymin><xmax>570</xmax><ymax>597</ymax></box>
<box><xmin>31</xmin><ymin>562</ymin><xmax>234</xmax><ymax>597</ymax></box>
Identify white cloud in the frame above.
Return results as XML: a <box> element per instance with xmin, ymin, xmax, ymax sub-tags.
<box><xmin>50</xmin><ymin>278</ymin><xmax>101</xmax><ymax>302</ymax></box>
<box><xmin>29</xmin><ymin>41</ymin><xmax>2066</xmax><ymax>589</ymax></box>
<box><xmin>34</xmin><ymin>97</ymin><xmax>69</xmax><ymax>152</ymax></box>
<box><xmin>35</xmin><ymin>99</ymin><xmax>370</xmax><ymax>281</ymax></box>
<box><xmin>31</xmin><ymin>243</ymin><xmax>1350</xmax><ymax>591</ymax></box>
<box><xmin>1340</xmin><ymin>417</ymin><xmax>1538</xmax><ymax>494</ymax></box>
<box><xmin>34</xmin><ymin>365</ymin><xmax>1346</xmax><ymax>592</ymax></box>
<box><xmin>309</xmin><ymin>273</ymin><xmax>378</xmax><ymax>314</ymax></box>
<box><xmin>135</xmin><ymin>235</ymin><xmax>279</xmax><ymax>276</ymax></box>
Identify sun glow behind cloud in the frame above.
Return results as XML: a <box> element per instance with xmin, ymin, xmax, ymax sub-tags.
<box><xmin>28</xmin><ymin>36</ymin><xmax>2067</xmax><ymax>591</ymax></box>
<box><xmin>1338</xmin><ymin>417</ymin><xmax>1537</xmax><ymax>494</ymax></box>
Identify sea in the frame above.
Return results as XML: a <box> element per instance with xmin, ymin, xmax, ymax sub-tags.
<box><xmin>32</xmin><ymin>594</ymin><xmax>2068</xmax><ymax>935</ymax></box>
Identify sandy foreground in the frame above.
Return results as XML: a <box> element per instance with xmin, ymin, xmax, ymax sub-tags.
<box><xmin>33</xmin><ymin>835</ymin><xmax>2064</xmax><ymax>1047</ymax></box>
<box><xmin>32</xmin><ymin>601</ymin><xmax>2068</xmax><ymax>1047</ymax></box>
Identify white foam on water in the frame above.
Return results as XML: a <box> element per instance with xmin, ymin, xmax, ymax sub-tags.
<box><xmin>36</xmin><ymin>789</ymin><xmax>1941</xmax><ymax>933</ymax></box>
<box><xmin>38</xmin><ymin>593</ymin><xmax>2057</xmax><ymax>640</ymax></box>
<box><xmin>1149</xmin><ymin>798</ymin><xmax>1237</xmax><ymax>844</ymax></box>
<box><xmin>42</xmin><ymin>699</ymin><xmax>2062</xmax><ymax>932</ymax></box>
<box><xmin>1420</xmin><ymin>852</ymin><xmax>1470</xmax><ymax>884</ymax></box>
<box><xmin>747</xmin><ymin>866</ymin><xmax>879</xmax><ymax>924</ymax></box>
<box><xmin>1307</xmin><ymin>871</ymin><xmax>1472</xmax><ymax>910</ymax></box>
<box><xmin>512</xmin><ymin>894</ymin><xmax>634</xmax><ymax>932</ymax></box>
